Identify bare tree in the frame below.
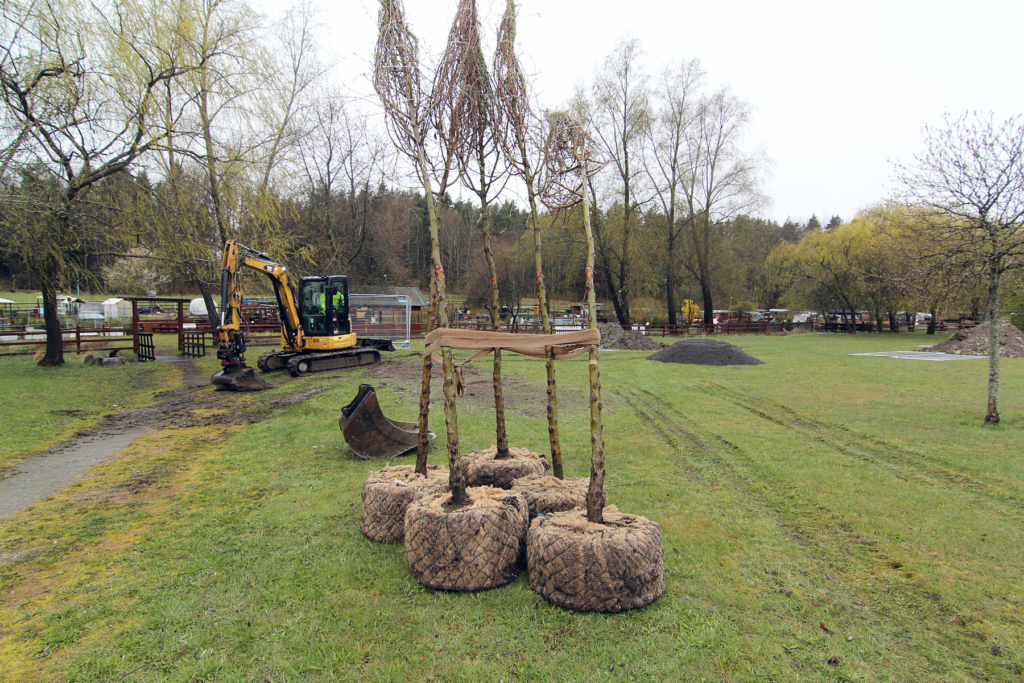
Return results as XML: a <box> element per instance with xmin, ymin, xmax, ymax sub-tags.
<box><xmin>0</xmin><ymin>0</ymin><xmax>195</xmax><ymax>365</ymax></box>
<box><xmin>494</xmin><ymin>0</ymin><xmax>565</xmax><ymax>476</ymax></box>
<box><xmin>585</xmin><ymin>37</ymin><xmax>652</xmax><ymax>326</ymax></box>
<box><xmin>679</xmin><ymin>88</ymin><xmax>767</xmax><ymax>327</ymax></box>
<box><xmin>446</xmin><ymin>0</ymin><xmax>512</xmax><ymax>458</ymax></box>
<box><xmin>543</xmin><ymin>112</ymin><xmax>607</xmax><ymax>523</ymax></box>
<box><xmin>374</xmin><ymin>0</ymin><xmax>466</xmax><ymax>500</ymax></box>
<box><xmin>895</xmin><ymin>111</ymin><xmax>1024</xmax><ymax>425</ymax></box>
<box><xmin>643</xmin><ymin>58</ymin><xmax>703</xmax><ymax>326</ymax></box>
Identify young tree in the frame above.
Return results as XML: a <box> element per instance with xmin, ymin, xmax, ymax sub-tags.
<box><xmin>493</xmin><ymin>0</ymin><xmax>565</xmax><ymax>476</ymax></box>
<box><xmin>374</xmin><ymin>0</ymin><xmax>466</xmax><ymax>499</ymax></box>
<box><xmin>0</xmin><ymin>0</ymin><xmax>195</xmax><ymax>365</ymax></box>
<box><xmin>895</xmin><ymin>111</ymin><xmax>1024</xmax><ymax>424</ymax></box>
<box><xmin>544</xmin><ymin>112</ymin><xmax>607</xmax><ymax>523</ymax></box>
<box><xmin>447</xmin><ymin>0</ymin><xmax>511</xmax><ymax>458</ymax></box>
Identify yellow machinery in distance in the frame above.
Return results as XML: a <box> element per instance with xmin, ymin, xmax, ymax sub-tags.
<box><xmin>209</xmin><ymin>241</ymin><xmax>393</xmax><ymax>391</ymax></box>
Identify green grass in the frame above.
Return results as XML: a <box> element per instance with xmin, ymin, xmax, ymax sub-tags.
<box><xmin>2</xmin><ymin>331</ymin><xmax>1023</xmax><ymax>681</ymax></box>
<box><xmin>0</xmin><ymin>354</ymin><xmax>179</xmax><ymax>471</ymax></box>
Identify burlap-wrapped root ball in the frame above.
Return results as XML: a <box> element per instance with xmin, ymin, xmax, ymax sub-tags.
<box><xmin>460</xmin><ymin>446</ymin><xmax>548</xmax><ymax>489</ymax></box>
<box><xmin>405</xmin><ymin>487</ymin><xmax>529</xmax><ymax>591</ymax></box>
<box><xmin>527</xmin><ymin>505</ymin><xmax>665</xmax><ymax>612</ymax></box>
<box><xmin>512</xmin><ymin>476</ymin><xmax>605</xmax><ymax>516</ymax></box>
<box><xmin>361</xmin><ymin>465</ymin><xmax>449</xmax><ymax>543</ymax></box>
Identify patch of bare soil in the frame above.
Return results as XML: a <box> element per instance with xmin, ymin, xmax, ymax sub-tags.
<box><xmin>598</xmin><ymin>323</ymin><xmax>665</xmax><ymax>351</ymax></box>
<box><xmin>364</xmin><ymin>357</ymin><xmax>579</xmax><ymax>418</ymax></box>
<box><xmin>929</xmin><ymin>321</ymin><xmax>1024</xmax><ymax>357</ymax></box>
<box><xmin>365</xmin><ymin>359</ymin><xmax>481</xmax><ymax>381</ymax></box>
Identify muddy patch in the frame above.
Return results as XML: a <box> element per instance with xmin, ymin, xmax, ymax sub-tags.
<box><xmin>364</xmin><ymin>358</ymin><xmax>581</xmax><ymax>418</ymax></box>
<box><xmin>365</xmin><ymin>359</ymin><xmax>481</xmax><ymax>381</ymax></box>
<box><xmin>0</xmin><ymin>357</ymin><xmax>339</xmax><ymax>519</ymax></box>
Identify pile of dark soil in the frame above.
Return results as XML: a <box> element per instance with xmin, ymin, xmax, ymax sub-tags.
<box><xmin>647</xmin><ymin>339</ymin><xmax>764</xmax><ymax>366</ymax></box>
<box><xmin>598</xmin><ymin>323</ymin><xmax>665</xmax><ymax>351</ymax></box>
<box><xmin>930</xmin><ymin>321</ymin><xmax>1024</xmax><ymax>358</ymax></box>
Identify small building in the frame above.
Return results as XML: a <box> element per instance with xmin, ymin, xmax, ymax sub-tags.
<box><xmin>102</xmin><ymin>298</ymin><xmax>133</xmax><ymax>320</ymax></box>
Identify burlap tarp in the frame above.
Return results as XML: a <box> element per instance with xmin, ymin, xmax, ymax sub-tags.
<box><xmin>424</xmin><ymin>327</ymin><xmax>600</xmax><ymax>361</ymax></box>
<box><xmin>511</xmin><ymin>475</ymin><xmax>604</xmax><ymax>516</ymax></box>
<box><xmin>526</xmin><ymin>505</ymin><xmax>665</xmax><ymax>613</ymax></box>
<box><xmin>461</xmin><ymin>446</ymin><xmax>549</xmax><ymax>489</ymax></box>
<box><xmin>361</xmin><ymin>465</ymin><xmax>449</xmax><ymax>543</ymax></box>
<box><xmin>405</xmin><ymin>487</ymin><xmax>529</xmax><ymax>591</ymax></box>
<box><xmin>424</xmin><ymin>328</ymin><xmax>601</xmax><ymax>395</ymax></box>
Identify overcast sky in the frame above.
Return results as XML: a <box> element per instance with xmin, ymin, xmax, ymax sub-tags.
<box><xmin>264</xmin><ymin>0</ymin><xmax>1024</xmax><ymax>225</ymax></box>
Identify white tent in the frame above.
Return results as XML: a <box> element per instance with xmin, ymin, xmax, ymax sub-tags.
<box><xmin>0</xmin><ymin>297</ymin><xmax>14</xmax><ymax>304</ymax></box>
<box><xmin>189</xmin><ymin>297</ymin><xmax>217</xmax><ymax>317</ymax></box>
<box><xmin>102</xmin><ymin>298</ymin><xmax>132</xmax><ymax>320</ymax></box>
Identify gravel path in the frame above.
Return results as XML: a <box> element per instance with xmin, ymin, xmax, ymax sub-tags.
<box><xmin>0</xmin><ymin>354</ymin><xmax>333</xmax><ymax>519</ymax></box>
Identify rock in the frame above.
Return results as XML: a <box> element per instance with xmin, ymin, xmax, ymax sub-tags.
<box><xmin>99</xmin><ymin>356</ymin><xmax>125</xmax><ymax>366</ymax></box>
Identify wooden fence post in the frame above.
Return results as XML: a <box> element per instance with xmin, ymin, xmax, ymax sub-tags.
<box><xmin>132</xmin><ymin>299</ymin><xmax>140</xmax><ymax>356</ymax></box>
<box><xmin>177</xmin><ymin>300</ymin><xmax>184</xmax><ymax>353</ymax></box>
<box><xmin>76</xmin><ymin>324</ymin><xmax>81</xmax><ymax>353</ymax></box>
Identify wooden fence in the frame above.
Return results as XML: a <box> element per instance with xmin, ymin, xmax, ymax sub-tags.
<box><xmin>0</xmin><ymin>325</ymin><xmax>135</xmax><ymax>357</ymax></box>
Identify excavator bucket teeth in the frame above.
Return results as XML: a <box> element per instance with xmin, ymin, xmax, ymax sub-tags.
<box><xmin>211</xmin><ymin>364</ymin><xmax>272</xmax><ymax>392</ymax></box>
<box><xmin>339</xmin><ymin>384</ymin><xmax>434</xmax><ymax>460</ymax></box>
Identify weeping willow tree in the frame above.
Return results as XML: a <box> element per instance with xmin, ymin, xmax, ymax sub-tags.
<box><xmin>493</xmin><ymin>0</ymin><xmax>564</xmax><ymax>477</ymax></box>
<box><xmin>373</xmin><ymin>0</ymin><xmax>466</xmax><ymax>501</ymax></box>
<box><xmin>544</xmin><ymin>113</ymin><xmax>608</xmax><ymax>523</ymax></box>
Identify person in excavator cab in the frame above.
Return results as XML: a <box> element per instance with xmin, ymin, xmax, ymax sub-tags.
<box><xmin>314</xmin><ymin>288</ymin><xmax>346</xmax><ymax>334</ymax></box>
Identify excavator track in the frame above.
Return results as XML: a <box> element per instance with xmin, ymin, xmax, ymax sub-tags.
<box><xmin>258</xmin><ymin>350</ymin><xmax>295</xmax><ymax>372</ymax></box>
<box><xmin>286</xmin><ymin>348</ymin><xmax>381</xmax><ymax>376</ymax></box>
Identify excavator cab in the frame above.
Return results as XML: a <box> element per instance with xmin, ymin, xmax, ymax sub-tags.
<box><xmin>298</xmin><ymin>276</ymin><xmax>350</xmax><ymax>337</ymax></box>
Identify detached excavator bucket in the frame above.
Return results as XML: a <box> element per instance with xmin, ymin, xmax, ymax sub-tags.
<box><xmin>212</xmin><ymin>364</ymin><xmax>272</xmax><ymax>391</ymax></box>
<box><xmin>340</xmin><ymin>384</ymin><xmax>434</xmax><ymax>460</ymax></box>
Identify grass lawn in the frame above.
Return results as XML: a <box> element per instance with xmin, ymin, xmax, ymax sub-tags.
<box><xmin>1</xmin><ymin>330</ymin><xmax>1023</xmax><ymax>681</ymax></box>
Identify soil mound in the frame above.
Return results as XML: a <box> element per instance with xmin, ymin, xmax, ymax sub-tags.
<box><xmin>598</xmin><ymin>323</ymin><xmax>665</xmax><ymax>351</ymax></box>
<box><xmin>930</xmin><ymin>321</ymin><xmax>1024</xmax><ymax>357</ymax></box>
<box><xmin>647</xmin><ymin>339</ymin><xmax>764</xmax><ymax>366</ymax></box>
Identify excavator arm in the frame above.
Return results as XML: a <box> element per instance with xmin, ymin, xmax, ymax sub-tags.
<box><xmin>212</xmin><ymin>240</ymin><xmax>299</xmax><ymax>390</ymax></box>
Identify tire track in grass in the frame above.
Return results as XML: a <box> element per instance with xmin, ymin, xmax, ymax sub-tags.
<box><xmin>692</xmin><ymin>382</ymin><xmax>1024</xmax><ymax>518</ymax></box>
<box><xmin>618</xmin><ymin>388</ymin><xmax>1004</xmax><ymax>681</ymax></box>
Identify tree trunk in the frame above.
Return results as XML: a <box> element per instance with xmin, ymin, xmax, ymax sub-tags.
<box><xmin>529</xmin><ymin>195</ymin><xmax>562</xmax><ymax>477</ymax></box>
<box><xmin>985</xmin><ymin>262</ymin><xmax>1001</xmax><ymax>425</ymax></box>
<box><xmin>580</xmin><ymin>162</ymin><xmax>605</xmax><ymax>525</ymax></box>
<box><xmin>927</xmin><ymin>308</ymin><xmax>937</xmax><ymax>335</ymax></box>
<box><xmin>37</xmin><ymin>277</ymin><xmax>65</xmax><ymax>367</ymax></box>
<box><xmin>700</xmin><ymin>281</ymin><xmax>714</xmax><ymax>328</ymax></box>
<box><xmin>479</xmin><ymin>204</ymin><xmax>508</xmax><ymax>459</ymax></box>
<box><xmin>666</xmin><ymin>215</ymin><xmax>677</xmax><ymax>327</ymax></box>
<box><xmin>888</xmin><ymin>311</ymin><xmax>899</xmax><ymax>333</ymax></box>
<box><xmin>415</xmin><ymin>146</ymin><xmax>465</xmax><ymax>503</ymax></box>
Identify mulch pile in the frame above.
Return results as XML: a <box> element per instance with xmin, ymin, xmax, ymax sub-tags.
<box><xmin>929</xmin><ymin>321</ymin><xmax>1024</xmax><ymax>358</ymax></box>
<box><xmin>598</xmin><ymin>323</ymin><xmax>665</xmax><ymax>351</ymax></box>
<box><xmin>647</xmin><ymin>339</ymin><xmax>764</xmax><ymax>366</ymax></box>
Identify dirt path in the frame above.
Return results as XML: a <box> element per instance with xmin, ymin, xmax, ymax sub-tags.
<box><xmin>0</xmin><ymin>354</ymin><xmax>336</xmax><ymax>520</ymax></box>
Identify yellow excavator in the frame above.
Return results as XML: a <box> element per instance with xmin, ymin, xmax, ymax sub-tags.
<box><xmin>209</xmin><ymin>241</ymin><xmax>394</xmax><ymax>391</ymax></box>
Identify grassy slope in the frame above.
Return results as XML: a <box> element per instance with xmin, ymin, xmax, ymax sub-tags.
<box><xmin>0</xmin><ymin>355</ymin><xmax>179</xmax><ymax>470</ymax></box>
<box><xmin>1</xmin><ymin>331</ymin><xmax>1022</xmax><ymax>682</ymax></box>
